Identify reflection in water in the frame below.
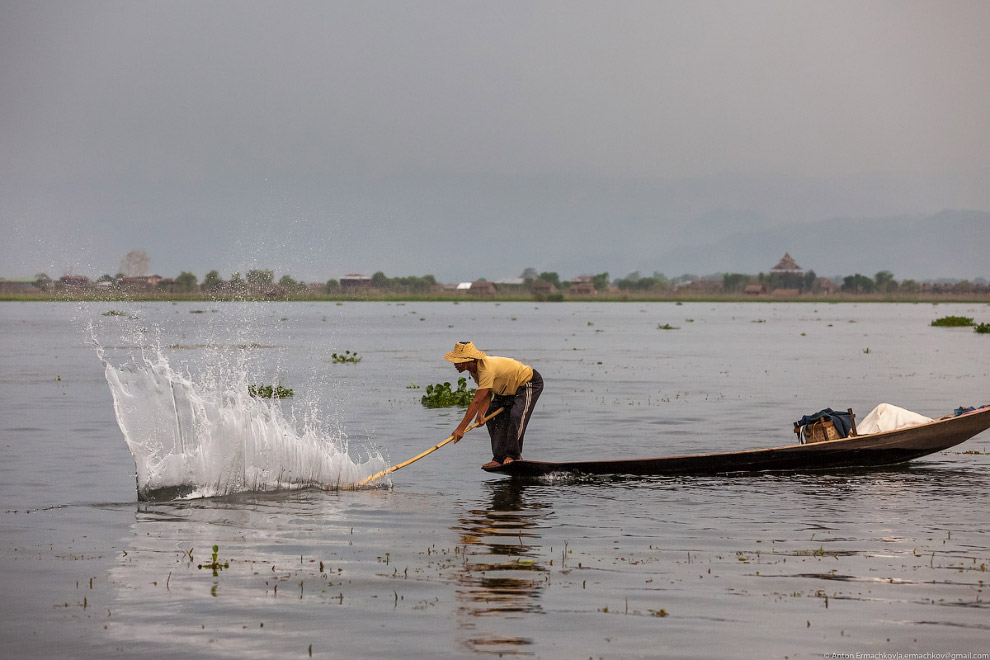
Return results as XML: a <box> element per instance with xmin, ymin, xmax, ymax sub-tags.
<box><xmin>452</xmin><ymin>480</ymin><xmax>550</xmax><ymax>656</ymax></box>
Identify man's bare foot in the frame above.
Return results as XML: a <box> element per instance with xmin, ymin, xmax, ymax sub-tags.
<box><xmin>481</xmin><ymin>460</ymin><xmax>501</xmax><ymax>469</ymax></box>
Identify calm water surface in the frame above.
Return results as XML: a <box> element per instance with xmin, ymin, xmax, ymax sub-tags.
<box><xmin>2</xmin><ymin>301</ymin><xmax>989</xmax><ymax>659</ymax></box>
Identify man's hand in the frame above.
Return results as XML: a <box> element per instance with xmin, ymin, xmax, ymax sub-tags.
<box><xmin>452</xmin><ymin>428</ymin><xmax>465</xmax><ymax>443</ymax></box>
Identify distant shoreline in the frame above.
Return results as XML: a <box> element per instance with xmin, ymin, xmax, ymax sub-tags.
<box><xmin>2</xmin><ymin>292</ymin><xmax>989</xmax><ymax>304</ymax></box>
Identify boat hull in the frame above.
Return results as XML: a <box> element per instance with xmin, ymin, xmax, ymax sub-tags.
<box><xmin>483</xmin><ymin>406</ymin><xmax>990</xmax><ymax>477</ymax></box>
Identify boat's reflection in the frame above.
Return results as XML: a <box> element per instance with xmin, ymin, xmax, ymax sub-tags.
<box><xmin>451</xmin><ymin>479</ymin><xmax>551</xmax><ymax>656</ymax></box>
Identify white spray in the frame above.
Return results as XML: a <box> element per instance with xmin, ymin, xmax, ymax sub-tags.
<box><xmin>95</xmin><ymin>322</ymin><xmax>386</xmax><ymax>499</ymax></box>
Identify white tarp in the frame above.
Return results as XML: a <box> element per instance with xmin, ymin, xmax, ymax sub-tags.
<box><xmin>857</xmin><ymin>403</ymin><xmax>933</xmax><ymax>435</ymax></box>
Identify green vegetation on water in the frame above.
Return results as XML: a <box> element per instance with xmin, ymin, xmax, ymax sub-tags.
<box><xmin>331</xmin><ymin>350</ymin><xmax>361</xmax><ymax>363</ymax></box>
<box><xmin>421</xmin><ymin>377</ymin><xmax>476</xmax><ymax>408</ymax></box>
<box><xmin>931</xmin><ymin>315</ymin><xmax>975</xmax><ymax>327</ymax></box>
<box><xmin>975</xmin><ymin>323</ymin><xmax>990</xmax><ymax>334</ymax></box>
<box><xmin>248</xmin><ymin>384</ymin><xmax>294</xmax><ymax>398</ymax></box>
<box><xmin>197</xmin><ymin>544</ymin><xmax>229</xmax><ymax>576</ymax></box>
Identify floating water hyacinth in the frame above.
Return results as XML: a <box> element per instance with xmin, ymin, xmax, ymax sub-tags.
<box><xmin>421</xmin><ymin>377</ymin><xmax>475</xmax><ymax>407</ymax></box>
<box><xmin>931</xmin><ymin>315</ymin><xmax>974</xmax><ymax>327</ymax></box>
<box><xmin>247</xmin><ymin>384</ymin><xmax>294</xmax><ymax>398</ymax></box>
<box><xmin>331</xmin><ymin>350</ymin><xmax>361</xmax><ymax>363</ymax></box>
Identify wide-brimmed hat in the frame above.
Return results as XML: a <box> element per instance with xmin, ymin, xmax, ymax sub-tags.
<box><xmin>444</xmin><ymin>341</ymin><xmax>487</xmax><ymax>363</ymax></box>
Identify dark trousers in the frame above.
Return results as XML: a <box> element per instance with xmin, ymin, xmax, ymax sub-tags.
<box><xmin>486</xmin><ymin>370</ymin><xmax>543</xmax><ymax>462</ymax></box>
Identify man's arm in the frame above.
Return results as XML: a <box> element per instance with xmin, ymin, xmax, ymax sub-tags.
<box><xmin>453</xmin><ymin>387</ymin><xmax>491</xmax><ymax>442</ymax></box>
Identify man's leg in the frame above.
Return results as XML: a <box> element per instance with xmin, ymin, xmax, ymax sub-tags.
<box><xmin>486</xmin><ymin>398</ymin><xmax>511</xmax><ymax>464</ymax></box>
<box><xmin>506</xmin><ymin>371</ymin><xmax>543</xmax><ymax>460</ymax></box>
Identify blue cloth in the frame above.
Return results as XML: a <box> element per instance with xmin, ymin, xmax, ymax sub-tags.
<box><xmin>954</xmin><ymin>406</ymin><xmax>976</xmax><ymax>416</ymax></box>
<box><xmin>795</xmin><ymin>408</ymin><xmax>853</xmax><ymax>438</ymax></box>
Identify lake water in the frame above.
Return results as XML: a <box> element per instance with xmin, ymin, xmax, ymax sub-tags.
<box><xmin>2</xmin><ymin>300</ymin><xmax>989</xmax><ymax>659</ymax></box>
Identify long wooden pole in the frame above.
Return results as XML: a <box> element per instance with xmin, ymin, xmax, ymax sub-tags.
<box><xmin>358</xmin><ymin>407</ymin><xmax>504</xmax><ymax>486</ymax></box>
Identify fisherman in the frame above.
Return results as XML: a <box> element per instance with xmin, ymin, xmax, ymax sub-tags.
<box><xmin>444</xmin><ymin>341</ymin><xmax>543</xmax><ymax>469</ymax></box>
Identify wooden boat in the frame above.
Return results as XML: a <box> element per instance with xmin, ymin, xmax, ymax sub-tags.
<box><xmin>483</xmin><ymin>405</ymin><xmax>990</xmax><ymax>478</ymax></box>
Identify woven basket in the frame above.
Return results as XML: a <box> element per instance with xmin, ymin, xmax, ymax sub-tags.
<box><xmin>803</xmin><ymin>418</ymin><xmax>840</xmax><ymax>444</ymax></box>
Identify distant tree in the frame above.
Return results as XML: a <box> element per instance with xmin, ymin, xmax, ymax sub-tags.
<box><xmin>246</xmin><ymin>269</ymin><xmax>274</xmax><ymax>290</ymax></box>
<box><xmin>520</xmin><ymin>267</ymin><xmax>539</xmax><ymax>280</ymax></box>
<box><xmin>842</xmin><ymin>274</ymin><xmax>874</xmax><ymax>294</ymax></box>
<box><xmin>614</xmin><ymin>275</ymin><xmax>636</xmax><ymax>291</ymax></box>
<box><xmin>874</xmin><ymin>270</ymin><xmax>897</xmax><ymax>294</ymax></box>
<box><xmin>615</xmin><ymin>273</ymin><xmax>666</xmax><ymax>292</ymax></box>
<box><xmin>35</xmin><ymin>273</ymin><xmax>52</xmax><ymax>291</ymax></box>
<box><xmin>175</xmin><ymin>271</ymin><xmax>198</xmax><ymax>292</ymax></box>
<box><xmin>953</xmin><ymin>280</ymin><xmax>972</xmax><ymax>294</ymax></box>
<box><xmin>803</xmin><ymin>269</ymin><xmax>817</xmax><ymax>292</ymax></box>
<box><xmin>723</xmin><ymin>273</ymin><xmax>751</xmax><ymax>293</ymax></box>
<box><xmin>636</xmin><ymin>277</ymin><xmax>666</xmax><ymax>292</ymax></box>
<box><xmin>394</xmin><ymin>275</ymin><xmax>435</xmax><ymax>293</ymax></box>
<box><xmin>899</xmin><ymin>279</ymin><xmax>920</xmax><ymax>294</ymax></box>
<box><xmin>370</xmin><ymin>271</ymin><xmax>390</xmax><ymax>290</ymax></box>
<box><xmin>767</xmin><ymin>270</ymin><xmax>803</xmax><ymax>291</ymax></box>
<box><xmin>120</xmin><ymin>249</ymin><xmax>150</xmax><ymax>277</ymax></box>
<box><xmin>591</xmin><ymin>272</ymin><xmax>610</xmax><ymax>291</ymax></box>
<box><xmin>97</xmin><ymin>274</ymin><xmax>114</xmax><ymax>283</ymax></box>
<box><xmin>278</xmin><ymin>274</ymin><xmax>299</xmax><ymax>291</ymax></box>
<box><xmin>229</xmin><ymin>272</ymin><xmax>246</xmax><ymax>293</ymax></box>
<box><xmin>325</xmin><ymin>279</ymin><xmax>340</xmax><ymax>293</ymax></box>
<box><xmin>203</xmin><ymin>270</ymin><xmax>223</xmax><ymax>292</ymax></box>
<box><xmin>538</xmin><ymin>272</ymin><xmax>561</xmax><ymax>290</ymax></box>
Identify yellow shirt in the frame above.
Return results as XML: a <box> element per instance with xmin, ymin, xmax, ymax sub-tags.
<box><xmin>473</xmin><ymin>356</ymin><xmax>533</xmax><ymax>395</ymax></box>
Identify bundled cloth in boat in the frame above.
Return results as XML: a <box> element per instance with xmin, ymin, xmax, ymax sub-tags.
<box><xmin>795</xmin><ymin>408</ymin><xmax>855</xmax><ymax>442</ymax></box>
<box><xmin>856</xmin><ymin>403</ymin><xmax>933</xmax><ymax>435</ymax></box>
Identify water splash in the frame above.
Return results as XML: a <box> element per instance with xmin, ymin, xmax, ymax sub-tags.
<box><xmin>97</xmin><ymin>337</ymin><xmax>386</xmax><ymax>500</ymax></box>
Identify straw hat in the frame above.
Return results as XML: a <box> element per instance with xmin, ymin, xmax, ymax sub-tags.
<box><xmin>444</xmin><ymin>341</ymin><xmax>487</xmax><ymax>363</ymax></box>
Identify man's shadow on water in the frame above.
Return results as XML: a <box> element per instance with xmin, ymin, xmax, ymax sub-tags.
<box><xmin>450</xmin><ymin>479</ymin><xmax>553</xmax><ymax>655</ymax></box>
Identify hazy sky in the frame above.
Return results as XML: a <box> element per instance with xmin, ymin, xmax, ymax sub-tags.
<box><xmin>2</xmin><ymin>1</ymin><xmax>989</xmax><ymax>282</ymax></box>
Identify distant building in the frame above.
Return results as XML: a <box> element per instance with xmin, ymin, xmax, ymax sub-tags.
<box><xmin>495</xmin><ymin>278</ymin><xmax>525</xmax><ymax>293</ymax></box>
<box><xmin>568</xmin><ymin>282</ymin><xmax>596</xmax><ymax>296</ymax></box>
<box><xmin>812</xmin><ymin>277</ymin><xmax>837</xmax><ymax>294</ymax></box>
<box><xmin>58</xmin><ymin>275</ymin><xmax>90</xmax><ymax>288</ymax></box>
<box><xmin>0</xmin><ymin>279</ymin><xmax>38</xmax><ymax>294</ymax></box>
<box><xmin>744</xmin><ymin>284</ymin><xmax>767</xmax><ymax>295</ymax></box>
<box><xmin>340</xmin><ymin>274</ymin><xmax>371</xmax><ymax>291</ymax></box>
<box><xmin>468</xmin><ymin>280</ymin><xmax>497</xmax><ymax>296</ymax></box>
<box><xmin>772</xmin><ymin>288</ymin><xmax>800</xmax><ymax>297</ymax></box>
<box><xmin>531</xmin><ymin>280</ymin><xmax>558</xmax><ymax>295</ymax></box>
<box><xmin>770</xmin><ymin>253</ymin><xmax>804</xmax><ymax>275</ymax></box>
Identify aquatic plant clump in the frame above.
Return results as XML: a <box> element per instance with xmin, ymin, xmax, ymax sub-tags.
<box><xmin>331</xmin><ymin>350</ymin><xmax>361</xmax><ymax>363</ymax></box>
<box><xmin>974</xmin><ymin>323</ymin><xmax>990</xmax><ymax>334</ymax></box>
<box><xmin>197</xmin><ymin>545</ymin><xmax>229</xmax><ymax>575</ymax></box>
<box><xmin>248</xmin><ymin>384</ymin><xmax>294</xmax><ymax>398</ymax></box>
<box><xmin>421</xmin><ymin>377</ymin><xmax>476</xmax><ymax>407</ymax></box>
<box><xmin>931</xmin><ymin>316</ymin><xmax>974</xmax><ymax>327</ymax></box>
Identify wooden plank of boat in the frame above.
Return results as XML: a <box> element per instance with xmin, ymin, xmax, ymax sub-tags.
<box><xmin>483</xmin><ymin>405</ymin><xmax>990</xmax><ymax>477</ymax></box>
